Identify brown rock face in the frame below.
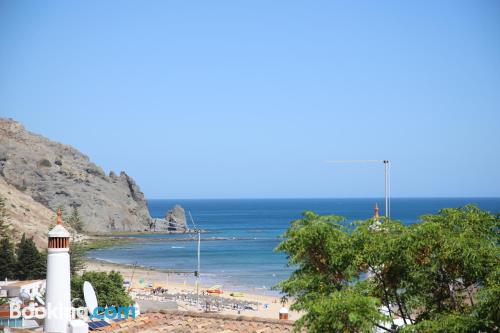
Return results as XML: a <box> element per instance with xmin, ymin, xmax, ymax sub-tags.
<box><xmin>0</xmin><ymin>177</ymin><xmax>54</xmax><ymax>248</ymax></box>
<box><xmin>0</xmin><ymin>118</ymin><xmax>151</xmax><ymax>233</ymax></box>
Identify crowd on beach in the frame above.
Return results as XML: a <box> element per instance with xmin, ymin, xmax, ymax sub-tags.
<box><xmin>84</xmin><ymin>259</ymin><xmax>299</xmax><ymax>320</ymax></box>
<box><xmin>134</xmin><ymin>288</ymin><xmax>261</xmax><ymax>314</ymax></box>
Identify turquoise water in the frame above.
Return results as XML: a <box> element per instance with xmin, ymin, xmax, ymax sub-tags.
<box><xmin>86</xmin><ymin>198</ymin><xmax>500</xmax><ymax>295</ymax></box>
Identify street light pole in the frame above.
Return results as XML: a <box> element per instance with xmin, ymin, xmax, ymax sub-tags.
<box><xmin>189</xmin><ymin>211</ymin><xmax>201</xmax><ymax>309</ymax></box>
<box><xmin>196</xmin><ymin>227</ymin><xmax>200</xmax><ymax>307</ymax></box>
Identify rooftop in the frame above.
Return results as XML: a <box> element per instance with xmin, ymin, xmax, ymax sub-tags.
<box><xmin>83</xmin><ymin>310</ymin><xmax>301</xmax><ymax>333</ymax></box>
<box><xmin>48</xmin><ymin>224</ymin><xmax>70</xmax><ymax>238</ymax></box>
<box><xmin>0</xmin><ymin>280</ymin><xmax>45</xmax><ymax>287</ymax></box>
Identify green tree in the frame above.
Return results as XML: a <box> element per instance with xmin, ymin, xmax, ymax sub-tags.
<box><xmin>69</xmin><ymin>242</ymin><xmax>86</xmax><ymax>276</ymax></box>
<box><xmin>276</xmin><ymin>206</ymin><xmax>500</xmax><ymax>333</ymax></box>
<box><xmin>0</xmin><ymin>237</ymin><xmax>16</xmax><ymax>280</ymax></box>
<box><xmin>275</xmin><ymin>212</ymin><xmax>388</xmax><ymax>332</ymax></box>
<box><xmin>16</xmin><ymin>234</ymin><xmax>46</xmax><ymax>279</ymax></box>
<box><xmin>351</xmin><ymin>217</ymin><xmax>414</xmax><ymax>328</ymax></box>
<box><xmin>473</xmin><ymin>265</ymin><xmax>500</xmax><ymax>331</ymax></box>
<box><xmin>67</xmin><ymin>206</ymin><xmax>84</xmax><ymax>232</ymax></box>
<box><xmin>399</xmin><ymin>205</ymin><xmax>500</xmax><ymax>332</ymax></box>
<box><xmin>71</xmin><ymin>271</ymin><xmax>133</xmax><ymax>308</ymax></box>
<box><xmin>0</xmin><ymin>194</ymin><xmax>8</xmax><ymax>236</ymax></box>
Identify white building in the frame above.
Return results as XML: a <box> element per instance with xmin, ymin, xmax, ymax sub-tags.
<box><xmin>0</xmin><ymin>280</ymin><xmax>46</xmax><ymax>300</ymax></box>
<box><xmin>0</xmin><ymin>280</ymin><xmax>45</xmax><ymax>329</ymax></box>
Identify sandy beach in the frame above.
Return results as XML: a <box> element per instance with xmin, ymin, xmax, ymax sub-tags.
<box><xmin>83</xmin><ymin>258</ymin><xmax>301</xmax><ymax>321</ymax></box>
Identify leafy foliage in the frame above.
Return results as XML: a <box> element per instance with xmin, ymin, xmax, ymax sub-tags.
<box><xmin>276</xmin><ymin>212</ymin><xmax>387</xmax><ymax>332</ymax></box>
<box><xmin>299</xmin><ymin>289</ymin><xmax>387</xmax><ymax>333</ymax></box>
<box><xmin>276</xmin><ymin>205</ymin><xmax>500</xmax><ymax>332</ymax></box>
<box><xmin>15</xmin><ymin>234</ymin><xmax>46</xmax><ymax>279</ymax></box>
<box><xmin>67</xmin><ymin>206</ymin><xmax>84</xmax><ymax>232</ymax></box>
<box><xmin>0</xmin><ymin>237</ymin><xmax>16</xmax><ymax>279</ymax></box>
<box><xmin>71</xmin><ymin>271</ymin><xmax>133</xmax><ymax>308</ymax></box>
<box><xmin>69</xmin><ymin>241</ymin><xmax>86</xmax><ymax>276</ymax></box>
<box><xmin>0</xmin><ymin>197</ymin><xmax>46</xmax><ymax>280</ymax></box>
<box><xmin>0</xmin><ymin>194</ymin><xmax>8</xmax><ymax>236</ymax></box>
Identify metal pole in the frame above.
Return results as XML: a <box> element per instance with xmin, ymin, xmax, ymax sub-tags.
<box><xmin>388</xmin><ymin>162</ymin><xmax>391</xmax><ymax>218</ymax></box>
<box><xmin>326</xmin><ymin>159</ymin><xmax>391</xmax><ymax>219</ymax></box>
<box><xmin>196</xmin><ymin>228</ymin><xmax>201</xmax><ymax>308</ymax></box>
<box><xmin>383</xmin><ymin>160</ymin><xmax>389</xmax><ymax>218</ymax></box>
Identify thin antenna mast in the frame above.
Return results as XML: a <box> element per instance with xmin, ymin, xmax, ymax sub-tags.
<box><xmin>383</xmin><ymin>160</ymin><xmax>389</xmax><ymax>218</ymax></box>
<box><xmin>326</xmin><ymin>159</ymin><xmax>391</xmax><ymax>218</ymax></box>
<box><xmin>189</xmin><ymin>211</ymin><xmax>197</xmax><ymax>230</ymax></box>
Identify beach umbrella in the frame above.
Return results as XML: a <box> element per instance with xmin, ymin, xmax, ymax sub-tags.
<box><xmin>208</xmin><ymin>285</ymin><xmax>222</xmax><ymax>290</ymax></box>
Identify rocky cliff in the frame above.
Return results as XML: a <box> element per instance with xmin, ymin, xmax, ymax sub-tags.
<box><xmin>0</xmin><ymin>176</ymin><xmax>57</xmax><ymax>248</ymax></box>
<box><xmin>0</xmin><ymin>118</ymin><xmax>152</xmax><ymax>233</ymax></box>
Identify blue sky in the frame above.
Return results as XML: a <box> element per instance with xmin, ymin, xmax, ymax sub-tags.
<box><xmin>1</xmin><ymin>1</ymin><xmax>499</xmax><ymax>199</ymax></box>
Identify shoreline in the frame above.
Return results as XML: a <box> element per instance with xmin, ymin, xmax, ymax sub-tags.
<box><xmin>86</xmin><ymin>229</ymin><xmax>209</xmax><ymax>236</ymax></box>
<box><xmin>83</xmin><ymin>258</ymin><xmax>301</xmax><ymax>320</ymax></box>
<box><xmin>82</xmin><ymin>234</ymin><xmax>283</xmax><ymax>248</ymax></box>
<box><xmin>83</xmin><ymin>257</ymin><xmax>285</xmax><ymax>296</ymax></box>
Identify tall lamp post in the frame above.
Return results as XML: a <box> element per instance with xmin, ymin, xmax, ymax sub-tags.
<box><xmin>326</xmin><ymin>160</ymin><xmax>391</xmax><ymax>218</ymax></box>
<box><xmin>189</xmin><ymin>211</ymin><xmax>201</xmax><ymax>308</ymax></box>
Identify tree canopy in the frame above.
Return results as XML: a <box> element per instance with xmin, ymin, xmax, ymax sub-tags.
<box><xmin>0</xmin><ymin>194</ymin><xmax>8</xmax><ymax>236</ymax></box>
<box><xmin>67</xmin><ymin>206</ymin><xmax>84</xmax><ymax>232</ymax></box>
<box><xmin>71</xmin><ymin>271</ymin><xmax>133</xmax><ymax>308</ymax></box>
<box><xmin>0</xmin><ymin>237</ymin><xmax>16</xmax><ymax>280</ymax></box>
<box><xmin>276</xmin><ymin>205</ymin><xmax>499</xmax><ymax>333</ymax></box>
<box><xmin>69</xmin><ymin>242</ymin><xmax>86</xmax><ymax>276</ymax></box>
<box><xmin>15</xmin><ymin>233</ymin><xmax>46</xmax><ymax>280</ymax></box>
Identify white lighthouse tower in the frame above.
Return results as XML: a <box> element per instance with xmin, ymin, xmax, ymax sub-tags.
<box><xmin>44</xmin><ymin>209</ymin><xmax>72</xmax><ymax>333</ymax></box>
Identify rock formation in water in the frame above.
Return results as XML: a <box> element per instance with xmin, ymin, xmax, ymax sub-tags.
<box><xmin>165</xmin><ymin>204</ymin><xmax>188</xmax><ymax>231</ymax></box>
<box><xmin>149</xmin><ymin>204</ymin><xmax>189</xmax><ymax>232</ymax></box>
<box><xmin>0</xmin><ymin>118</ymin><xmax>152</xmax><ymax>233</ymax></box>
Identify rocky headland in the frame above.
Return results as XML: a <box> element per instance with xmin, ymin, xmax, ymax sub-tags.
<box><xmin>0</xmin><ymin>118</ymin><xmax>152</xmax><ymax>235</ymax></box>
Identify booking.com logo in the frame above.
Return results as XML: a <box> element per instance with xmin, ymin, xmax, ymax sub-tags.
<box><xmin>9</xmin><ymin>300</ymin><xmax>136</xmax><ymax>320</ymax></box>
<box><xmin>88</xmin><ymin>305</ymin><xmax>136</xmax><ymax>320</ymax></box>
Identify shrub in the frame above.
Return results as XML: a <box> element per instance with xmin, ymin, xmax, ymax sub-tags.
<box><xmin>38</xmin><ymin>159</ymin><xmax>52</xmax><ymax>167</ymax></box>
<box><xmin>71</xmin><ymin>271</ymin><xmax>133</xmax><ymax>308</ymax></box>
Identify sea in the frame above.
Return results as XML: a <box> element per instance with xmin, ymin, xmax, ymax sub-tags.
<box><xmin>86</xmin><ymin>198</ymin><xmax>500</xmax><ymax>295</ymax></box>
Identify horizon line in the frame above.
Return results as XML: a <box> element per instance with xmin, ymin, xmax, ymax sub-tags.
<box><xmin>147</xmin><ymin>196</ymin><xmax>500</xmax><ymax>201</ymax></box>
